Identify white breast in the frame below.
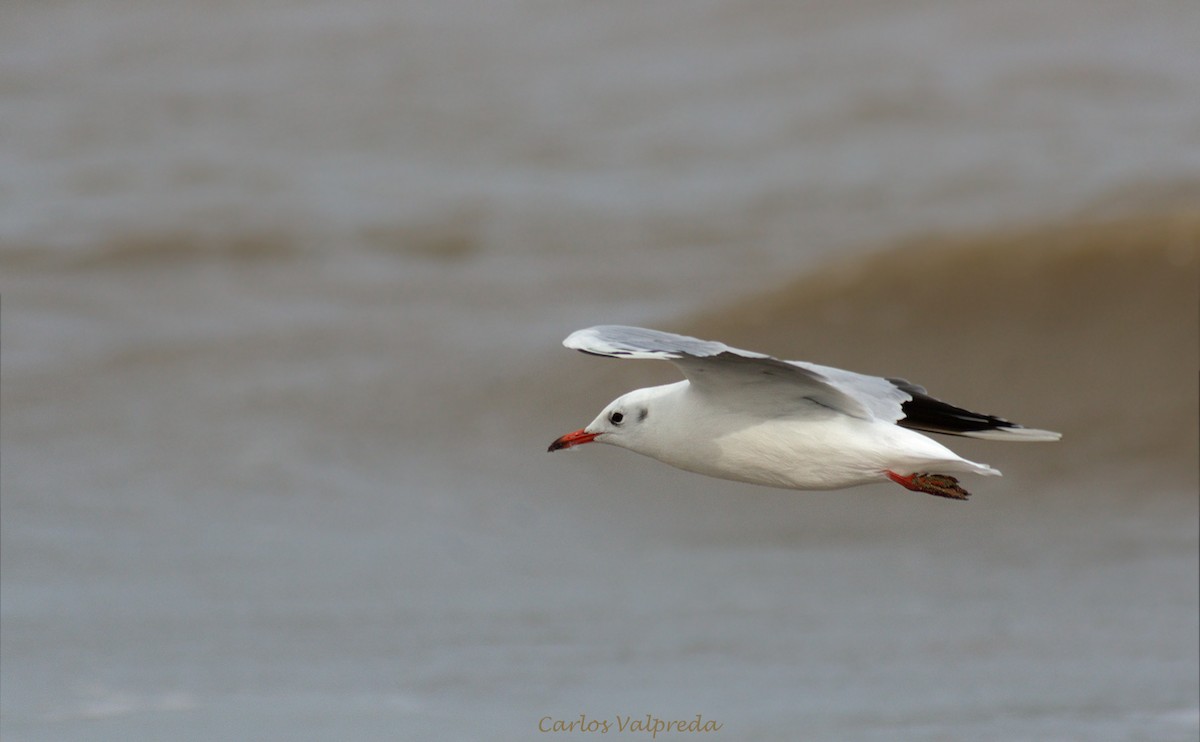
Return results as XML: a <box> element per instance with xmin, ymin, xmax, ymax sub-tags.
<box><xmin>633</xmin><ymin>387</ymin><xmax>994</xmax><ymax>491</ymax></box>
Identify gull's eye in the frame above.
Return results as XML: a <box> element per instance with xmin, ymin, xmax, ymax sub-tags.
<box><xmin>609</xmin><ymin>411</ymin><xmax>624</xmax><ymax>425</ymax></box>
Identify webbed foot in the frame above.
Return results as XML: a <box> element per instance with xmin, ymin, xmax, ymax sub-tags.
<box><xmin>886</xmin><ymin>471</ymin><xmax>972</xmax><ymax>500</ymax></box>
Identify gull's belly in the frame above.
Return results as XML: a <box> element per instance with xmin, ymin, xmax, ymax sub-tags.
<box><xmin>661</xmin><ymin>415</ymin><xmax>927</xmax><ymax>491</ymax></box>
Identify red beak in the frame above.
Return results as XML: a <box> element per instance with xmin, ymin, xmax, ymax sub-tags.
<box><xmin>548</xmin><ymin>428</ymin><xmax>599</xmax><ymax>452</ymax></box>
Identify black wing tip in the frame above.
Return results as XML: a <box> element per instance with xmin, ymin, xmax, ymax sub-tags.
<box><xmin>896</xmin><ymin>388</ymin><xmax>1023</xmax><ymax>437</ymax></box>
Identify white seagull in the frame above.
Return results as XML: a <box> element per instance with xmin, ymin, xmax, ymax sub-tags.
<box><xmin>548</xmin><ymin>326</ymin><xmax>1060</xmax><ymax>500</ymax></box>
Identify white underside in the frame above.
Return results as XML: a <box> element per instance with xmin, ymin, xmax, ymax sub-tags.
<box><xmin>618</xmin><ymin>388</ymin><xmax>1000</xmax><ymax>491</ymax></box>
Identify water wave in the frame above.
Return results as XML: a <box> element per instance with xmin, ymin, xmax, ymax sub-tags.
<box><xmin>679</xmin><ymin>212</ymin><xmax>1199</xmax><ymax>485</ymax></box>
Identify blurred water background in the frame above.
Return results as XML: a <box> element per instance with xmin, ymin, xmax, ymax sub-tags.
<box><xmin>2</xmin><ymin>1</ymin><xmax>1198</xmax><ymax>740</ymax></box>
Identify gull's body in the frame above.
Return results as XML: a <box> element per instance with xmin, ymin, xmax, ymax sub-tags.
<box><xmin>612</xmin><ymin>380</ymin><xmax>995</xmax><ymax>491</ymax></box>
<box><xmin>548</xmin><ymin>326</ymin><xmax>1060</xmax><ymax>499</ymax></box>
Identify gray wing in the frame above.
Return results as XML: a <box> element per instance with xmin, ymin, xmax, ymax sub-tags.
<box><xmin>563</xmin><ymin>325</ymin><xmax>912</xmax><ymax>422</ymax></box>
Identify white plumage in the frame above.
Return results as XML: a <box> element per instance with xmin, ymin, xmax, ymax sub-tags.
<box><xmin>549</xmin><ymin>326</ymin><xmax>1060</xmax><ymax>500</ymax></box>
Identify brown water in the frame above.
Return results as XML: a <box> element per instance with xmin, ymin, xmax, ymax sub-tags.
<box><xmin>3</xmin><ymin>2</ymin><xmax>1199</xmax><ymax>740</ymax></box>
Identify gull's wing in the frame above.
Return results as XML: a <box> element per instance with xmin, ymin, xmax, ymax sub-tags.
<box><xmin>564</xmin><ymin>325</ymin><xmax>907</xmax><ymax>421</ymax></box>
<box><xmin>564</xmin><ymin>325</ymin><xmax>1062</xmax><ymax>440</ymax></box>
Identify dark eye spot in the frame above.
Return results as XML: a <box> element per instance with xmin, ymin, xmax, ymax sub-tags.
<box><xmin>609</xmin><ymin>411</ymin><xmax>624</xmax><ymax>425</ymax></box>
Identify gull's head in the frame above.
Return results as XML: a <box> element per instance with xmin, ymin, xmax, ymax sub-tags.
<box><xmin>547</xmin><ymin>386</ymin><xmax>668</xmax><ymax>453</ymax></box>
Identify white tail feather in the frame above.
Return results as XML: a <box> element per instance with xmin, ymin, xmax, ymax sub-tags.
<box><xmin>962</xmin><ymin>427</ymin><xmax>1062</xmax><ymax>442</ymax></box>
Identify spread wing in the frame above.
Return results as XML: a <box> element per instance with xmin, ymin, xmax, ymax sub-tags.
<box><xmin>563</xmin><ymin>325</ymin><xmax>911</xmax><ymax>422</ymax></box>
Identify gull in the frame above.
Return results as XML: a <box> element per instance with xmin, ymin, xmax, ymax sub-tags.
<box><xmin>548</xmin><ymin>326</ymin><xmax>1060</xmax><ymax>500</ymax></box>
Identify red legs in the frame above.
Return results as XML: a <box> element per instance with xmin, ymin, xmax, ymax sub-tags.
<box><xmin>886</xmin><ymin>470</ymin><xmax>972</xmax><ymax>500</ymax></box>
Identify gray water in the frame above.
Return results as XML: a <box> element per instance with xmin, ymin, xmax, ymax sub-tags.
<box><xmin>3</xmin><ymin>1</ymin><xmax>1198</xmax><ymax>740</ymax></box>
